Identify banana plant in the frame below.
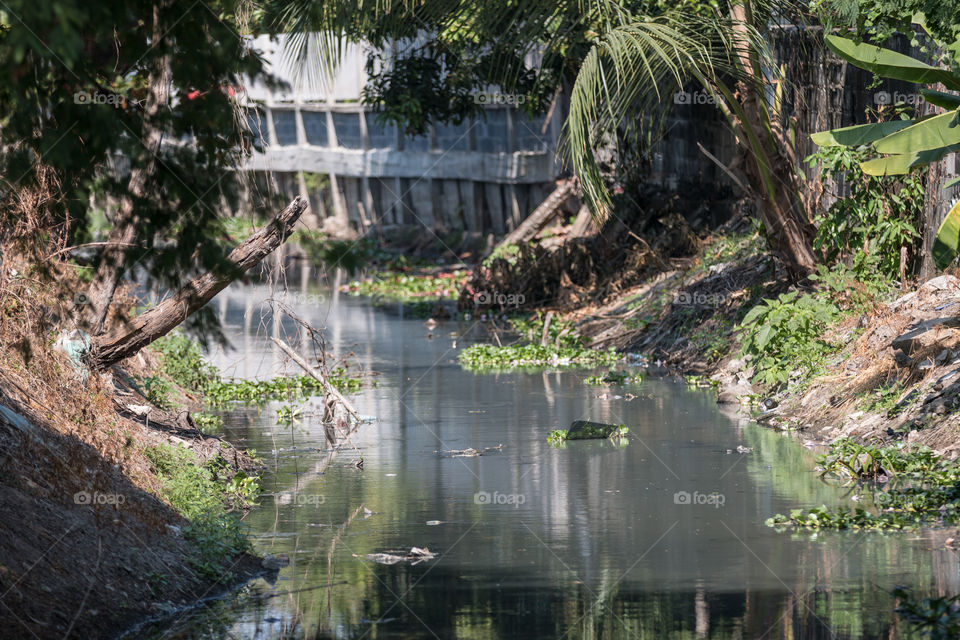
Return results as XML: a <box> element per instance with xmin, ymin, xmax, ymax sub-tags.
<box><xmin>811</xmin><ymin>33</ymin><xmax>960</xmax><ymax>269</ymax></box>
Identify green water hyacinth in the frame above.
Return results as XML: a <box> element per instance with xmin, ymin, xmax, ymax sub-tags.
<box><xmin>812</xmin><ymin>31</ymin><xmax>960</xmax><ymax>269</ymax></box>
<box><xmin>459</xmin><ymin>344</ymin><xmax>620</xmax><ymax>371</ymax></box>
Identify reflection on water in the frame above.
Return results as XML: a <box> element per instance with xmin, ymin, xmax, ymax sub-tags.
<box><xmin>149</xmin><ymin>283</ymin><xmax>957</xmax><ymax>639</ymax></box>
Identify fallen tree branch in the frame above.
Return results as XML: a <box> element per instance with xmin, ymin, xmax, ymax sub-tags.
<box><xmin>88</xmin><ymin>196</ymin><xmax>307</xmax><ymax>371</ymax></box>
<box><xmin>269</xmin><ymin>336</ymin><xmax>362</xmax><ymax>425</ymax></box>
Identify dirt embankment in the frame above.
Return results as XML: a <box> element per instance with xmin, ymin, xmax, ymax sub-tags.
<box><xmin>459</xmin><ymin>184</ymin><xmax>744</xmax><ymax>313</ymax></box>
<box><xmin>0</xmin><ymin>289</ymin><xmax>263</xmax><ymax>639</ymax></box>
<box><xmin>572</xmin><ymin>250</ymin><xmax>960</xmax><ymax>455</ymax></box>
<box><xmin>768</xmin><ymin>275</ymin><xmax>960</xmax><ymax>454</ymax></box>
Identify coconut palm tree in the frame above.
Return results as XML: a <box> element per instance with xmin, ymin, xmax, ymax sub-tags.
<box><xmin>266</xmin><ymin>0</ymin><xmax>819</xmax><ymax>276</ymax></box>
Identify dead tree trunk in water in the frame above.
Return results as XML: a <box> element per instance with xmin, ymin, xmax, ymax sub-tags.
<box><xmin>88</xmin><ymin>197</ymin><xmax>307</xmax><ymax>371</ymax></box>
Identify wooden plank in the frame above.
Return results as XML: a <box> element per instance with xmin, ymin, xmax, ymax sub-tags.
<box><xmin>408</xmin><ymin>179</ymin><xmax>435</xmax><ymax>229</ymax></box>
<box><xmin>484</xmin><ymin>182</ymin><xmax>506</xmax><ymax>235</ymax></box>
<box><xmin>460</xmin><ymin>180</ymin><xmax>480</xmax><ymax>232</ymax></box>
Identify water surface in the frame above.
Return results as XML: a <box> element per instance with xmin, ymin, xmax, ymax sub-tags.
<box><xmin>155</xmin><ymin>284</ymin><xmax>958</xmax><ymax>639</ymax></box>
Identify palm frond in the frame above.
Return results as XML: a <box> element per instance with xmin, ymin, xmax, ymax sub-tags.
<box><xmin>564</xmin><ymin>7</ymin><xmax>779</xmax><ymax>217</ymax></box>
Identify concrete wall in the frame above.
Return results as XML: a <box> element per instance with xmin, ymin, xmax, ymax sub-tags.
<box><xmin>244</xmin><ymin>104</ymin><xmax>561</xmax><ymax>237</ymax></box>
<box><xmin>241</xmin><ymin>35</ymin><xmax>562</xmax><ymax>238</ymax></box>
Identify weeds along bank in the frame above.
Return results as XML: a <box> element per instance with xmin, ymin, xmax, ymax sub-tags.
<box><xmin>0</xmin><ymin>259</ymin><xmax>364</xmax><ymax>638</ymax></box>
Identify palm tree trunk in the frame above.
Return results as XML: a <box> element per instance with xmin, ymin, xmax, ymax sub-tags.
<box><xmin>728</xmin><ymin>1</ymin><xmax>817</xmax><ymax>278</ymax></box>
<box><xmin>736</xmin><ymin>82</ymin><xmax>818</xmax><ymax>276</ymax></box>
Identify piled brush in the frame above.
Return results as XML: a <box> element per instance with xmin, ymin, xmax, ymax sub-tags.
<box><xmin>459</xmin><ymin>185</ymin><xmax>734</xmax><ymax>313</ymax></box>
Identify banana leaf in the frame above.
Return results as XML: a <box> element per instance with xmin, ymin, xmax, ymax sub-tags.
<box><xmin>920</xmin><ymin>88</ymin><xmax>960</xmax><ymax>110</ymax></box>
<box><xmin>825</xmin><ymin>35</ymin><xmax>960</xmax><ymax>91</ymax></box>
<box><xmin>811</xmin><ymin>120</ymin><xmax>914</xmax><ymax>147</ymax></box>
<box><xmin>933</xmin><ymin>199</ymin><xmax>960</xmax><ymax>269</ymax></box>
<box><xmin>860</xmin><ymin>145</ymin><xmax>960</xmax><ymax>175</ymax></box>
<box><xmin>874</xmin><ymin>111</ymin><xmax>960</xmax><ymax>154</ymax></box>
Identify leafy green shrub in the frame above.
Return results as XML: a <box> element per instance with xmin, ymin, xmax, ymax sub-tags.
<box><xmin>809</xmin><ymin>262</ymin><xmax>893</xmax><ymax>313</ymax></box>
<box><xmin>145</xmin><ymin>445</ymin><xmax>229</xmax><ymax>518</ymax></box>
<box><xmin>153</xmin><ymin>333</ymin><xmax>221</xmax><ymax>394</ymax></box>
<box><xmin>142</xmin><ymin>375</ymin><xmax>174</xmax><ymax>410</ymax></box>
<box><xmin>738</xmin><ymin>291</ymin><xmax>841</xmax><ymax>387</ymax></box>
<box><xmin>859</xmin><ymin>383</ymin><xmax>907</xmax><ymax>418</ymax></box>
<box><xmin>144</xmin><ymin>444</ymin><xmax>256</xmax><ymax>576</ymax></box>
<box><xmin>808</xmin><ymin>144</ymin><xmax>923</xmax><ymax>280</ymax></box>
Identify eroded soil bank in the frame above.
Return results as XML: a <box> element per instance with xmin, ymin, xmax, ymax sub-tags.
<box><xmin>0</xmin><ymin>275</ymin><xmax>265</xmax><ymax>639</ymax></box>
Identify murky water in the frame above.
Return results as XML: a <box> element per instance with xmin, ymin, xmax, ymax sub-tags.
<box><xmin>149</xmin><ymin>283</ymin><xmax>958</xmax><ymax>639</ymax></box>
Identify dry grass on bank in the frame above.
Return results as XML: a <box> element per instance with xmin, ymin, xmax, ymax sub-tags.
<box><xmin>0</xmin><ymin>254</ymin><xmax>259</xmax><ymax>639</ymax></box>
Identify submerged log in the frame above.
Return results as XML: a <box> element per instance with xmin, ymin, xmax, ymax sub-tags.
<box><xmin>88</xmin><ymin>197</ymin><xmax>307</xmax><ymax>371</ymax></box>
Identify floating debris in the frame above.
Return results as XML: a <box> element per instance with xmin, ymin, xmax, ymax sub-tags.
<box><xmin>437</xmin><ymin>444</ymin><xmax>504</xmax><ymax>458</ymax></box>
<box><xmin>355</xmin><ymin>547</ymin><xmax>436</xmax><ymax>565</ymax></box>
